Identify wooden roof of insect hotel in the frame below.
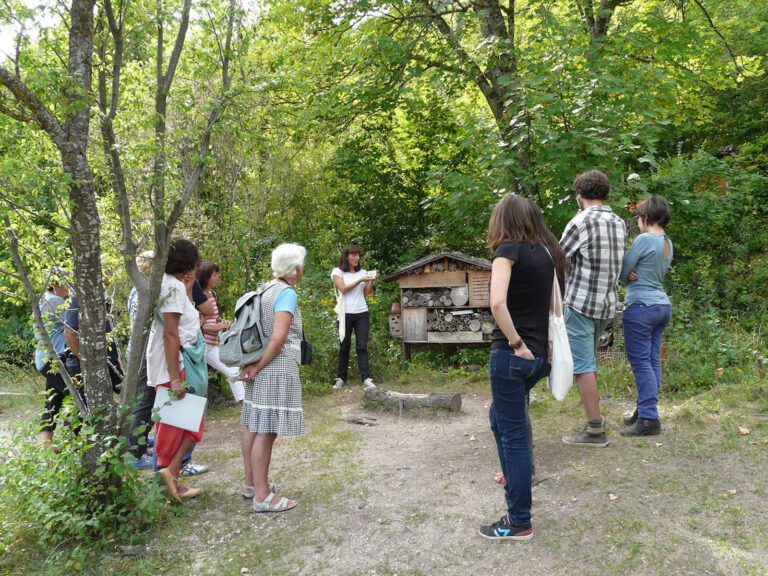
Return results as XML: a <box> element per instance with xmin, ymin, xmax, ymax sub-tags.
<box><xmin>382</xmin><ymin>251</ymin><xmax>492</xmax><ymax>282</ymax></box>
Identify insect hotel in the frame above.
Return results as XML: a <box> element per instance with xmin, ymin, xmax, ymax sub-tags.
<box><xmin>383</xmin><ymin>251</ymin><xmax>494</xmax><ymax>363</ymax></box>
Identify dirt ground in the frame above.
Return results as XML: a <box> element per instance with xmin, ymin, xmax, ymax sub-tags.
<box><xmin>2</xmin><ymin>376</ymin><xmax>767</xmax><ymax>575</ymax></box>
<box><xmin>171</xmin><ymin>385</ymin><xmax>768</xmax><ymax>576</ymax></box>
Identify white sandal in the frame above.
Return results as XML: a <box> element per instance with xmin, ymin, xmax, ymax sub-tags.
<box><xmin>242</xmin><ymin>483</ymin><xmax>280</xmax><ymax>499</ymax></box>
<box><xmin>252</xmin><ymin>491</ymin><xmax>296</xmax><ymax>513</ymax></box>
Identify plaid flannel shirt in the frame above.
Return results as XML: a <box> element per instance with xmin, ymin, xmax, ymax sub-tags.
<box><xmin>560</xmin><ymin>205</ymin><xmax>627</xmax><ymax>320</ymax></box>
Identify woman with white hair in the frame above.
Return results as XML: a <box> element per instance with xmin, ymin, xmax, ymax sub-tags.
<box><xmin>238</xmin><ymin>243</ymin><xmax>306</xmax><ymax>513</ymax></box>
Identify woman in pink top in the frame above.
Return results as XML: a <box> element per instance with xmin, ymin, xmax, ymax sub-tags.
<box><xmin>196</xmin><ymin>262</ymin><xmax>244</xmax><ymax>403</ymax></box>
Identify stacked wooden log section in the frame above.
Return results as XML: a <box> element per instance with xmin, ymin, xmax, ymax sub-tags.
<box><xmin>428</xmin><ymin>309</ymin><xmax>494</xmax><ymax>340</ymax></box>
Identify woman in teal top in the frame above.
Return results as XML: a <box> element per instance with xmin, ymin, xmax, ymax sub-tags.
<box><xmin>619</xmin><ymin>196</ymin><xmax>673</xmax><ymax>436</ymax></box>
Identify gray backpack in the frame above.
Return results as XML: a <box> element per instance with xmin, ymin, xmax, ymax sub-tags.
<box><xmin>219</xmin><ymin>281</ymin><xmax>282</xmax><ymax>367</ymax></box>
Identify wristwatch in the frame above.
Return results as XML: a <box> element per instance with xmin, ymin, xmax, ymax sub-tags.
<box><xmin>510</xmin><ymin>338</ymin><xmax>524</xmax><ymax>350</ymax></box>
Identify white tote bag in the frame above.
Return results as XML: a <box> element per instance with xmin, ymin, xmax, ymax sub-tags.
<box><xmin>547</xmin><ymin>274</ymin><xmax>574</xmax><ymax>401</ymax></box>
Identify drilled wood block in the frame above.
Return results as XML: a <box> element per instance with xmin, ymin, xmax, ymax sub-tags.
<box><xmin>388</xmin><ymin>311</ymin><xmax>402</xmax><ymax>338</ymax></box>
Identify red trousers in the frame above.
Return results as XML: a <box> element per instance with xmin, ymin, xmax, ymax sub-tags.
<box><xmin>154</xmin><ymin>376</ymin><xmax>205</xmax><ymax>468</ymax></box>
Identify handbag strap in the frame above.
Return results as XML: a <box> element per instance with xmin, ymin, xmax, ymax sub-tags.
<box><xmin>540</xmin><ymin>245</ymin><xmax>564</xmax><ymax>317</ymax></box>
<box><xmin>155</xmin><ymin>312</ymin><xmax>201</xmax><ymax>354</ymax></box>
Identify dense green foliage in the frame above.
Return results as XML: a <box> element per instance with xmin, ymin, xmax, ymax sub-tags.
<box><xmin>0</xmin><ymin>0</ymin><xmax>766</xmax><ymax>569</ymax></box>
<box><xmin>0</xmin><ymin>402</ymin><xmax>166</xmax><ymax>570</ymax></box>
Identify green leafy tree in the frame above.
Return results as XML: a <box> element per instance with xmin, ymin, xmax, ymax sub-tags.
<box><xmin>0</xmin><ymin>0</ymin><xmax>246</xmax><ymax>477</ymax></box>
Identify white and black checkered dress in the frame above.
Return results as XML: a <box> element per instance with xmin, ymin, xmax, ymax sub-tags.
<box><xmin>240</xmin><ymin>281</ymin><xmax>305</xmax><ymax>436</ymax></box>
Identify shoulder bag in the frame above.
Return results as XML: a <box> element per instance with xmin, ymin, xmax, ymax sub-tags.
<box><xmin>156</xmin><ymin>314</ymin><xmax>209</xmax><ymax>397</ymax></box>
<box><xmin>542</xmin><ymin>246</ymin><xmax>573</xmax><ymax>401</ymax></box>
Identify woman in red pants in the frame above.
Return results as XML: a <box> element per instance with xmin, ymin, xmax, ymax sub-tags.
<box><xmin>146</xmin><ymin>236</ymin><xmax>205</xmax><ymax>502</ymax></box>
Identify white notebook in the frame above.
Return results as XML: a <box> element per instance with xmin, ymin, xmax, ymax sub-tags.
<box><xmin>152</xmin><ymin>387</ymin><xmax>207</xmax><ymax>432</ymax></box>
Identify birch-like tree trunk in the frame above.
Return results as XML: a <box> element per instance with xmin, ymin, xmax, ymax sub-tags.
<box><xmin>1</xmin><ymin>0</ymin><xmax>117</xmax><ymax>474</ymax></box>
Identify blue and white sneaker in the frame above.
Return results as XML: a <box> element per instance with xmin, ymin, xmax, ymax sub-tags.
<box><xmin>478</xmin><ymin>515</ymin><xmax>533</xmax><ymax>541</ymax></box>
<box><xmin>180</xmin><ymin>462</ymin><xmax>209</xmax><ymax>477</ymax></box>
<box><xmin>127</xmin><ymin>453</ymin><xmax>153</xmax><ymax>470</ymax></box>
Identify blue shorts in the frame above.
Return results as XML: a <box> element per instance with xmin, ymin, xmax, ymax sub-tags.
<box><xmin>565</xmin><ymin>306</ymin><xmax>611</xmax><ymax>375</ymax></box>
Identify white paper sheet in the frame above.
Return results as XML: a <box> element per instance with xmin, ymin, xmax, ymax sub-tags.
<box><xmin>152</xmin><ymin>387</ymin><xmax>207</xmax><ymax>432</ymax></box>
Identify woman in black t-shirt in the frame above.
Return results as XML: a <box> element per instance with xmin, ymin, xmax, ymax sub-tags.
<box><xmin>478</xmin><ymin>194</ymin><xmax>554</xmax><ymax>542</ymax></box>
<box><xmin>494</xmin><ymin>199</ymin><xmax>566</xmax><ymax>487</ymax></box>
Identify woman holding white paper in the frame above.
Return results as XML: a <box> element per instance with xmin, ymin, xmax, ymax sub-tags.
<box><xmin>238</xmin><ymin>243</ymin><xmax>306</xmax><ymax>513</ymax></box>
<box><xmin>146</xmin><ymin>237</ymin><xmax>204</xmax><ymax>502</ymax></box>
<box><xmin>331</xmin><ymin>244</ymin><xmax>375</xmax><ymax>390</ymax></box>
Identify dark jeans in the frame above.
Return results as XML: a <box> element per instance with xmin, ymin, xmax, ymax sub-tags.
<box><xmin>489</xmin><ymin>348</ymin><xmax>548</xmax><ymax>528</ymax></box>
<box><xmin>622</xmin><ymin>302</ymin><xmax>671</xmax><ymax>420</ymax></box>
<box><xmin>337</xmin><ymin>311</ymin><xmax>370</xmax><ymax>382</ymax></box>
<box><xmin>127</xmin><ymin>359</ymin><xmax>155</xmax><ymax>459</ymax></box>
<box><xmin>490</xmin><ymin>391</ymin><xmax>535</xmax><ymax>477</ymax></box>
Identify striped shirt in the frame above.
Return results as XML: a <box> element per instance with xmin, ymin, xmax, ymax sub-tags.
<box><xmin>560</xmin><ymin>205</ymin><xmax>626</xmax><ymax>319</ymax></box>
<box><xmin>202</xmin><ymin>291</ymin><xmax>221</xmax><ymax>347</ymax></box>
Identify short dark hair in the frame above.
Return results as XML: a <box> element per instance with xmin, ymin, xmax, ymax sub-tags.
<box><xmin>636</xmin><ymin>195</ymin><xmax>671</xmax><ymax>229</ymax></box>
<box><xmin>487</xmin><ymin>194</ymin><xmax>541</xmax><ymax>252</ymax></box>
<box><xmin>196</xmin><ymin>261</ymin><xmax>219</xmax><ymax>290</ymax></box>
<box><xmin>166</xmin><ymin>236</ymin><xmax>201</xmax><ymax>274</ymax></box>
<box><xmin>573</xmin><ymin>170</ymin><xmax>610</xmax><ymax>200</ymax></box>
<box><xmin>339</xmin><ymin>245</ymin><xmax>361</xmax><ymax>273</ymax></box>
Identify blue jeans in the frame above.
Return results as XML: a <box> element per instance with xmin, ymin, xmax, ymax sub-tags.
<box><xmin>489</xmin><ymin>348</ymin><xmax>548</xmax><ymax>528</ymax></box>
<box><xmin>622</xmin><ymin>302</ymin><xmax>671</xmax><ymax>420</ymax></box>
<box><xmin>490</xmin><ymin>393</ymin><xmax>535</xmax><ymax>477</ymax></box>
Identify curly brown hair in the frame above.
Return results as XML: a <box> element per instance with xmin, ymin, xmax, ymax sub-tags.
<box><xmin>165</xmin><ymin>237</ymin><xmax>200</xmax><ymax>274</ymax></box>
<box><xmin>573</xmin><ymin>170</ymin><xmax>610</xmax><ymax>200</ymax></box>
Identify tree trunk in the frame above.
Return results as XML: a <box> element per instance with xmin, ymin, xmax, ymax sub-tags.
<box><xmin>64</xmin><ymin>0</ymin><xmax>119</xmax><ymax>474</ymax></box>
<box><xmin>423</xmin><ymin>0</ymin><xmax>533</xmax><ymax>194</ymax></box>
<box><xmin>582</xmin><ymin>0</ymin><xmax>631</xmax><ymax>59</ymax></box>
<box><xmin>0</xmin><ymin>1</ymin><xmax>117</xmax><ymax>476</ymax></box>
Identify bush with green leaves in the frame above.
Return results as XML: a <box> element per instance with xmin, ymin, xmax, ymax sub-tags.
<box><xmin>661</xmin><ymin>293</ymin><xmax>767</xmax><ymax>398</ymax></box>
<box><xmin>0</xmin><ymin>402</ymin><xmax>166</xmax><ymax>571</ymax></box>
<box><xmin>646</xmin><ymin>153</ymin><xmax>768</xmax><ymax>328</ymax></box>
<box><xmin>0</xmin><ymin>303</ymin><xmax>35</xmax><ymax>367</ymax></box>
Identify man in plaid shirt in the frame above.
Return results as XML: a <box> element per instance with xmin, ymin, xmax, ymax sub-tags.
<box><xmin>560</xmin><ymin>170</ymin><xmax>626</xmax><ymax>447</ymax></box>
